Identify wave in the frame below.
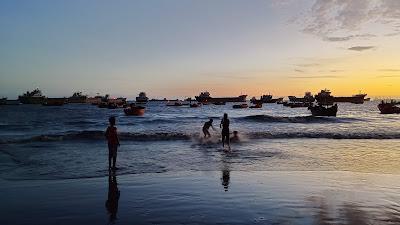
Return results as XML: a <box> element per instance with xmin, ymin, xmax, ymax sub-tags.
<box><xmin>2</xmin><ymin>130</ymin><xmax>400</xmax><ymax>144</ymax></box>
<box><xmin>240</xmin><ymin>115</ymin><xmax>363</xmax><ymax>123</ymax></box>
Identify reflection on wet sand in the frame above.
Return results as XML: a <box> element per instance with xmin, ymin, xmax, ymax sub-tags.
<box><xmin>221</xmin><ymin>162</ymin><xmax>230</xmax><ymax>192</ymax></box>
<box><xmin>105</xmin><ymin>173</ymin><xmax>120</xmax><ymax>223</ymax></box>
<box><xmin>308</xmin><ymin>196</ymin><xmax>400</xmax><ymax>225</ymax></box>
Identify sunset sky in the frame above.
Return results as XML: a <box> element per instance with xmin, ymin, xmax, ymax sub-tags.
<box><xmin>1</xmin><ymin>0</ymin><xmax>400</xmax><ymax>99</ymax></box>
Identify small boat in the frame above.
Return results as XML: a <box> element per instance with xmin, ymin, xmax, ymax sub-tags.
<box><xmin>107</xmin><ymin>103</ymin><xmax>118</xmax><ymax>109</ymax></box>
<box><xmin>136</xmin><ymin>92</ymin><xmax>149</xmax><ymax>103</ymax></box>
<box><xmin>18</xmin><ymin>88</ymin><xmax>46</xmax><ymax>104</ymax></box>
<box><xmin>124</xmin><ymin>104</ymin><xmax>145</xmax><ymax>116</ymax></box>
<box><xmin>42</xmin><ymin>98</ymin><xmax>66</xmax><ymax>106</ymax></box>
<box><xmin>68</xmin><ymin>92</ymin><xmax>87</xmax><ymax>103</ymax></box>
<box><xmin>190</xmin><ymin>103</ymin><xmax>200</xmax><ymax>108</ymax></box>
<box><xmin>378</xmin><ymin>101</ymin><xmax>400</xmax><ymax>114</ymax></box>
<box><xmin>249</xmin><ymin>103</ymin><xmax>262</xmax><ymax>109</ymax></box>
<box><xmin>233</xmin><ymin>104</ymin><xmax>248</xmax><ymax>109</ymax></box>
<box><xmin>308</xmin><ymin>104</ymin><xmax>338</xmax><ymax>116</ymax></box>
<box><xmin>0</xmin><ymin>98</ymin><xmax>6</xmax><ymax>105</ymax></box>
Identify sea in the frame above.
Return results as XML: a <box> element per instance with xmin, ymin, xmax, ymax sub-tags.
<box><xmin>1</xmin><ymin>101</ymin><xmax>400</xmax><ymax>224</ymax></box>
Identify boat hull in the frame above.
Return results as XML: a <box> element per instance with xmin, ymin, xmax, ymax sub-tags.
<box><xmin>42</xmin><ymin>98</ymin><xmax>66</xmax><ymax>106</ymax></box>
<box><xmin>378</xmin><ymin>103</ymin><xmax>400</xmax><ymax>114</ymax></box>
<box><xmin>195</xmin><ymin>95</ymin><xmax>247</xmax><ymax>103</ymax></box>
<box><xmin>124</xmin><ymin>107</ymin><xmax>145</xmax><ymax>116</ymax></box>
<box><xmin>18</xmin><ymin>96</ymin><xmax>46</xmax><ymax>104</ymax></box>
<box><xmin>308</xmin><ymin>105</ymin><xmax>338</xmax><ymax>117</ymax></box>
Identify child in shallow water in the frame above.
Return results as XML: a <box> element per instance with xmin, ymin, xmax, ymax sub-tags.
<box><xmin>105</xmin><ymin>116</ymin><xmax>120</xmax><ymax>170</ymax></box>
<box><xmin>230</xmin><ymin>131</ymin><xmax>240</xmax><ymax>143</ymax></box>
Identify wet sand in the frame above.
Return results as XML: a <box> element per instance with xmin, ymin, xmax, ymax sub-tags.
<box><xmin>2</xmin><ymin>171</ymin><xmax>400</xmax><ymax>225</ymax></box>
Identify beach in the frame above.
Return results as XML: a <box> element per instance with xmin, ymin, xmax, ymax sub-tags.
<box><xmin>2</xmin><ymin>171</ymin><xmax>400</xmax><ymax>225</ymax></box>
<box><xmin>1</xmin><ymin>102</ymin><xmax>400</xmax><ymax>224</ymax></box>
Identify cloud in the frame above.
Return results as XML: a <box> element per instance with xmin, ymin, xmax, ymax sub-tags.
<box><xmin>384</xmin><ymin>32</ymin><xmax>400</xmax><ymax>36</ymax></box>
<box><xmin>288</xmin><ymin>75</ymin><xmax>342</xmax><ymax>79</ymax></box>
<box><xmin>348</xmin><ymin>46</ymin><xmax>375</xmax><ymax>51</ymax></box>
<box><xmin>300</xmin><ymin>0</ymin><xmax>400</xmax><ymax>41</ymax></box>
<box><xmin>295</xmin><ymin>63</ymin><xmax>320</xmax><ymax>67</ymax></box>
<box><xmin>323</xmin><ymin>34</ymin><xmax>376</xmax><ymax>42</ymax></box>
<box><xmin>294</xmin><ymin>69</ymin><xmax>305</xmax><ymax>72</ymax></box>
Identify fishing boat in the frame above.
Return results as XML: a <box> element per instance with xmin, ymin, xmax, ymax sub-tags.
<box><xmin>18</xmin><ymin>88</ymin><xmax>46</xmax><ymax>104</ymax></box>
<box><xmin>87</xmin><ymin>94</ymin><xmax>106</xmax><ymax>105</ymax></box>
<box><xmin>233</xmin><ymin>103</ymin><xmax>248</xmax><ymax>109</ymax></box>
<box><xmin>190</xmin><ymin>103</ymin><xmax>200</xmax><ymax>108</ymax></box>
<box><xmin>108</xmin><ymin>97</ymin><xmax>127</xmax><ymax>107</ymax></box>
<box><xmin>68</xmin><ymin>92</ymin><xmax>87</xmax><ymax>103</ymax></box>
<box><xmin>42</xmin><ymin>98</ymin><xmax>67</xmax><ymax>106</ymax></box>
<box><xmin>333</xmin><ymin>93</ymin><xmax>367</xmax><ymax>104</ymax></box>
<box><xmin>124</xmin><ymin>104</ymin><xmax>145</xmax><ymax>116</ymax></box>
<box><xmin>378</xmin><ymin>101</ymin><xmax>400</xmax><ymax>114</ymax></box>
<box><xmin>136</xmin><ymin>92</ymin><xmax>149</xmax><ymax>103</ymax></box>
<box><xmin>195</xmin><ymin>91</ymin><xmax>247</xmax><ymax>103</ymax></box>
<box><xmin>308</xmin><ymin>103</ymin><xmax>338</xmax><ymax>116</ymax></box>
<box><xmin>166</xmin><ymin>100</ymin><xmax>183</xmax><ymax>106</ymax></box>
<box><xmin>288</xmin><ymin>92</ymin><xmax>315</xmax><ymax>103</ymax></box>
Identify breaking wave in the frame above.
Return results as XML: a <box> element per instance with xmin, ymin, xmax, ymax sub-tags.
<box><xmin>240</xmin><ymin>115</ymin><xmax>364</xmax><ymax>123</ymax></box>
<box><xmin>2</xmin><ymin>130</ymin><xmax>400</xmax><ymax>144</ymax></box>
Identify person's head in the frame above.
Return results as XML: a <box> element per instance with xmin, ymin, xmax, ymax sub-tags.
<box><xmin>209</xmin><ymin>119</ymin><xmax>213</xmax><ymax>123</ymax></box>
<box><xmin>109</xmin><ymin>116</ymin><xmax>116</xmax><ymax>126</ymax></box>
<box><xmin>224</xmin><ymin>113</ymin><xmax>228</xmax><ymax>120</ymax></box>
<box><xmin>233</xmin><ymin>131</ymin><xmax>238</xmax><ymax>136</ymax></box>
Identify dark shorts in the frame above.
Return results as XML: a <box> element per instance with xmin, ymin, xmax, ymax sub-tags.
<box><xmin>222</xmin><ymin>130</ymin><xmax>229</xmax><ymax>140</ymax></box>
<box><xmin>108</xmin><ymin>143</ymin><xmax>118</xmax><ymax>158</ymax></box>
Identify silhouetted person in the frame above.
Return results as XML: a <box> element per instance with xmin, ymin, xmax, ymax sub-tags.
<box><xmin>105</xmin><ymin>116</ymin><xmax>120</xmax><ymax>170</ymax></box>
<box><xmin>221</xmin><ymin>168</ymin><xmax>230</xmax><ymax>192</ymax></box>
<box><xmin>220</xmin><ymin>113</ymin><xmax>230</xmax><ymax>150</ymax></box>
<box><xmin>105</xmin><ymin>173</ymin><xmax>120</xmax><ymax>222</ymax></box>
<box><xmin>230</xmin><ymin>131</ymin><xmax>240</xmax><ymax>143</ymax></box>
<box><xmin>202</xmin><ymin>119</ymin><xmax>216</xmax><ymax>138</ymax></box>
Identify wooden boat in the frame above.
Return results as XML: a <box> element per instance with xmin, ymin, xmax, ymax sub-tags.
<box><xmin>124</xmin><ymin>105</ymin><xmax>145</xmax><ymax>116</ymax></box>
<box><xmin>42</xmin><ymin>98</ymin><xmax>66</xmax><ymax>106</ymax></box>
<box><xmin>308</xmin><ymin>104</ymin><xmax>338</xmax><ymax>116</ymax></box>
<box><xmin>378</xmin><ymin>101</ymin><xmax>400</xmax><ymax>114</ymax></box>
<box><xmin>233</xmin><ymin>104</ymin><xmax>248</xmax><ymax>109</ymax></box>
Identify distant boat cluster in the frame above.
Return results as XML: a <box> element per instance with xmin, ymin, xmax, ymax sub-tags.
<box><xmin>0</xmin><ymin>88</ymin><xmax>398</xmax><ymax>115</ymax></box>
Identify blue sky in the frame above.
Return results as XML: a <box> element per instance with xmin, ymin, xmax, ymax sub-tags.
<box><xmin>1</xmin><ymin>0</ymin><xmax>400</xmax><ymax>99</ymax></box>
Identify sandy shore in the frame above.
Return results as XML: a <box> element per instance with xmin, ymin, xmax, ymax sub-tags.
<box><xmin>1</xmin><ymin>171</ymin><xmax>400</xmax><ymax>225</ymax></box>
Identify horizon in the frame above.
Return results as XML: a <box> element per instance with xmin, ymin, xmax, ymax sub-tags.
<box><xmin>1</xmin><ymin>0</ymin><xmax>400</xmax><ymax>99</ymax></box>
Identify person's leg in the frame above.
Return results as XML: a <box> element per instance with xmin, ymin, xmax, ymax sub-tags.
<box><xmin>108</xmin><ymin>144</ymin><xmax>112</xmax><ymax>169</ymax></box>
<box><xmin>206</xmin><ymin>130</ymin><xmax>210</xmax><ymax>138</ymax></box>
<box><xmin>112</xmin><ymin>146</ymin><xmax>117</xmax><ymax>169</ymax></box>
<box><xmin>221</xmin><ymin>134</ymin><xmax>225</xmax><ymax>147</ymax></box>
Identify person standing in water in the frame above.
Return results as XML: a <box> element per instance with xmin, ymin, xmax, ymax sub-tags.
<box><xmin>220</xmin><ymin>113</ymin><xmax>230</xmax><ymax>150</ymax></box>
<box><xmin>105</xmin><ymin>116</ymin><xmax>120</xmax><ymax>170</ymax></box>
<box><xmin>202</xmin><ymin>119</ymin><xmax>216</xmax><ymax>138</ymax></box>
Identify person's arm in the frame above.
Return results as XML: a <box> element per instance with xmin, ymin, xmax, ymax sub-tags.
<box><xmin>105</xmin><ymin>127</ymin><xmax>109</xmax><ymax>139</ymax></box>
<box><xmin>211</xmin><ymin>125</ymin><xmax>217</xmax><ymax>131</ymax></box>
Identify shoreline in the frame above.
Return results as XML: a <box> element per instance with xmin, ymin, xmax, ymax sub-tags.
<box><xmin>2</xmin><ymin>170</ymin><xmax>400</xmax><ymax>224</ymax></box>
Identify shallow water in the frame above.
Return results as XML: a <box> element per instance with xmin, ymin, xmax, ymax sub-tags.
<box><xmin>1</xmin><ymin>101</ymin><xmax>400</xmax><ymax>224</ymax></box>
<box><xmin>2</xmin><ymin>171</ymin><xmax>400</xmax><ymax>225</ymax></box>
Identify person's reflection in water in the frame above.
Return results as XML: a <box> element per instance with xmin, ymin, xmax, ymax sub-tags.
<box><xmin>105</xmin><ymin>172</ymin><xmax>120</xmax><ymax>223</ymax></box>
<box><xmin>221</xmin><ymin>164</ymin><xmax>230</xmax><ymax>192</ymax></box>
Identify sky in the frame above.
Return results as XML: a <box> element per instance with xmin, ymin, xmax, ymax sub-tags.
<box><xmin>0</xmin><ymin>0</ymin><xmax>400</xmax><ymax>99</ymax></box>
